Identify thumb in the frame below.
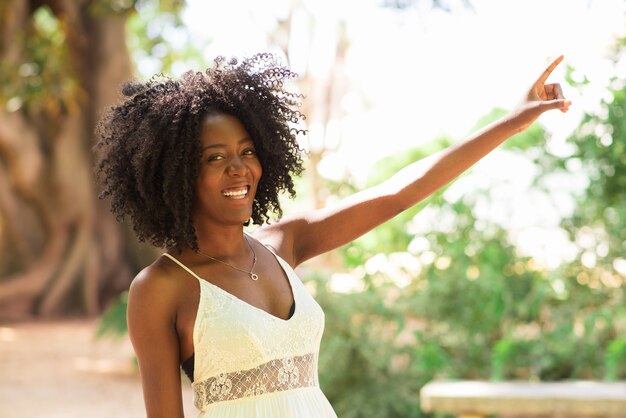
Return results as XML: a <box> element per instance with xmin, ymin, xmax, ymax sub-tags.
<box><xmin>541</xmin><ymin>99</ymin><xmax>571</xmax><ymax>112</ymax></box>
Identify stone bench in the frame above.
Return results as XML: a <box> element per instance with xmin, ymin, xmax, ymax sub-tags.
<box><xmin>420</xmin><ymin>380</ymin><xmax>626</xmax><ymax>417</ymax></box>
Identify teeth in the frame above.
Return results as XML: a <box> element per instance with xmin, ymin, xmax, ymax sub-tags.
<box><xmin>223</xmin><ymin>187</ymin><xmax>248</xmax><ymax>198</ymax></box>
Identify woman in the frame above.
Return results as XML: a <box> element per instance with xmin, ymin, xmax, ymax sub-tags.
<box><xmin>95</xmin><ymin>53</ymin><xmax>569</xmax><ymax>417</ymax></box>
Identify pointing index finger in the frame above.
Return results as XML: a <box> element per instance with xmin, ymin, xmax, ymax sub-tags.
<box><xmin>537</xmin><ymin>55</ymin><xmax>564</xmax><ymax>84</ymax></box>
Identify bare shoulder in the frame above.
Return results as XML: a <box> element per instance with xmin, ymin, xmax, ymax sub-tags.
<box><xmin>251</xmin><ymin>214</ymin><xmax>311</xmax><ymax>266</ymax></box>
<box><xmin>130</xmin><ymin>257</ymin><xmax>177</xmax><ymax>295</ymax></box>
<box><xmin>128</xmin><ymin>256</ymin><xmax>183</xmax><ymax>321</ymax></box>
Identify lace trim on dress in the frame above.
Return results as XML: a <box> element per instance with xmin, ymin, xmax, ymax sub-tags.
<box><xmin>192</xmin><ymin>353</ymin><xmax>316</xmax><ymax>408</ymax></box>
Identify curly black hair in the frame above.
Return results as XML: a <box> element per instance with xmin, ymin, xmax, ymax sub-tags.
<box><xmin>95</xmin><ymin>53</ymin><xmax>306</xmax><ymax>251</ymax></box>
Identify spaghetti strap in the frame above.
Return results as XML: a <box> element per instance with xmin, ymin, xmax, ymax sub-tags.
<box><xmin>262</xmin><ymin>243</ymin><xmax>280</xmax><ymax>257</ymax></box>
<box><xmin>162</xmin><ymin>253</ymin><xmax>203</xmax><ymax>282</ymax></box>
<box><xmin>243</xmin><ymin>232</ymin><xmax>279</xmax><ymax>256</ymax></box>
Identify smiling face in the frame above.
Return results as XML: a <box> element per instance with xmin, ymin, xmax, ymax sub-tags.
<box><xmin>192</xmin><ymin>112</ymin><xmax>262</xmax><ymax>229</ymax></box>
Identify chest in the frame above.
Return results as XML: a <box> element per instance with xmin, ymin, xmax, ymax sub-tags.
<box><xmin>191</xmin><ymin>273</ymin><xmax>326</xmax><ymax>373</ymax></box>
<box><xmin>175</xmin><ymin>253</ymin><xmax>299</xmax><ymax>362</ymax></box>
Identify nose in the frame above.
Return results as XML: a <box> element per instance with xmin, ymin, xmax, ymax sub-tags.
<box><xmin>226</xmin><ymin>156</ymin><xmax>247</xmax><ymax>176</ymax></box>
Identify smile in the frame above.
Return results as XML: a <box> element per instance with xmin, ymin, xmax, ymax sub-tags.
<box><xmin>222</xmin><ymin>186</ymin><xmax>249</xmax><ymax>199</ymax></box>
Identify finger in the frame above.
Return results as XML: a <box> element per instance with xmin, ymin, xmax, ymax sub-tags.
<box><xmin>541</xmin><ymin>98</ymin><xmax>571</xmax><ymax>112</ymax></box>
<box><xmin>537</xmin><ymin>55</ymin><xmax>564</xmax><ymax>85</ymax></box>
<box><xmin>553</xmin><ymin>83</ymin><xmax>565</xmax><ymax>100</ymax></box>
<box><xmin>544</xmin><ymin>83</ymin><xmax>565</xmax><ymax>100</ymax></box>
<box><xmin>561</xmin><ymin>99</ymin><xmax>572</xmax><ymax>112</ymax></box>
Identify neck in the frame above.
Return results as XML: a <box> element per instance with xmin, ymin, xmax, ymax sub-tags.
<box><xmin>189</xmin><ymin>223</ymin><xmax>250</xmax><ymax>259</ymax></box>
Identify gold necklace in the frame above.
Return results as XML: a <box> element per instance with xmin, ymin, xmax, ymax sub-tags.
<box><xmin>196</xmin><ymin>235</ymin><xmax>259</xmax><ymax>281</ymax></box>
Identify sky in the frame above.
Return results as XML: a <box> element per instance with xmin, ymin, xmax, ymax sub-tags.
<box><xmin>176</xmin><ymin>0</ymin><xmax>626</xmax><ymax>269</ymax></box>
<box><xmin>180</xmin><ymin>0</ymin><xmax>624</xmax><ymax>168</ymax></box>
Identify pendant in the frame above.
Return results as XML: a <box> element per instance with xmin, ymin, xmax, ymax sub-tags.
<box><xmin>250</xmin><ymin>273</ymin><xmax>259</xmax><ymax>281</ymax></box>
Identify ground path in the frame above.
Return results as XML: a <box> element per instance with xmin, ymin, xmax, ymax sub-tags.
<box><xmin>0</xmin><ymin>319</ymin><xmax>196</xmax><ymax>417</ymax></box>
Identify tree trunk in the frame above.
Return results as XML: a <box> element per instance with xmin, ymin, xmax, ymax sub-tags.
<box><xmin>0</xmin><ymin>0</ymin><xmax>155</xmax><ymax>319</ymax></box>
<box><xmin>267</xmin><ymin>3</ymin><xmax>350</xmax><ymax>270</ymax></box>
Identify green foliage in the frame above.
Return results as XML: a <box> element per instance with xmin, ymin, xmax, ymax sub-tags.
<box><xmin>89</xmin><ymin>0</ymin><xmax>137</xmax><ymax>15</ymax></box>
<box><xmin>311</xmin><ymin>95</ymin><xmax>626</xmax><ymax>415</ymax></box>
<box><xmin>95</xmin><ymin>291</ymin><xmax>129</xmax><ymax>340</ymax></box>
<box><xmin>89</xmin><ymin>0</ymin><xmax>183</xmax><ymax>16</ymax></box>
<box><xmin>312</xmin><ymin>274</ymin><xmax>424</xmax><ymax>418</ymax></box>
<box><xmin>126</xmin><ymin>0</ymin><xmax>205</xmax><ymax>77</ymax></box>
<box><xmin>0</xmin><ymin>6</ymin><xmax>81</xmax><ymax>116</ymax></box>
<box><xmin>605</xmin><ymin>338</ymin><xmax>626</xmax><ymax>381</ymax></box>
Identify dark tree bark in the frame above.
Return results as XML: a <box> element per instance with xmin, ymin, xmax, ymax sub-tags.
<box><xmin>0</xmin><ymin>0</ymin><xmax>156</xmax><ymax>319</ymax></box>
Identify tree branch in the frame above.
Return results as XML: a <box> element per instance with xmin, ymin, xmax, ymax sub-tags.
<box><xmin>0</xmin><ymin>226</ymin><xmax>68</xmax><ymax>303</ymax></box>
<box><xmin>38</xmin><ymin>216</ymin><xmax>91</xmax><ymax>316</ymax></box>
<box><xmin>0</xmin><ymin>163</ymin><xmax>34</xmax><ymax>266</ymax></box>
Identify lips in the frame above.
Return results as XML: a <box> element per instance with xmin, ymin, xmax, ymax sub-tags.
<box><xmin>222</xmin><ymin>185</ymin><xmax>249</xmax><ymax>199</ymax></box>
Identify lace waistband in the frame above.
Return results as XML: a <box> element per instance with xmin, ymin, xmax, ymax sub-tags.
<box><xmin>193</xmin><ymin>353</ymin><xmax>318</xmax><ymax>408</ymax></box>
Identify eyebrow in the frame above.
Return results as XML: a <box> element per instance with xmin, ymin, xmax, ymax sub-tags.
<box><xmin>201</xmin><ymin>137</ymin><xmax>254</xmax><ymax>151</ymax></box>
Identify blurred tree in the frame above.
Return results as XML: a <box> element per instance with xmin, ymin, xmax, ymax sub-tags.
<box><xmin>263</xmin><ymin>0</ymin><xmax>473</xmax><ymax>278</ymax></box>
<box><xmin>0</xmin><ymin>0</ymin><xmax>182</xmax><ymax>318</ymax></box>
<box><xmin>533</xmin><ymin>54</ymin><xmax>626</xmax><ymax>380</ymax></box>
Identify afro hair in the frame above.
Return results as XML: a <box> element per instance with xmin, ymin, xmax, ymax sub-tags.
<box><xmin>95</xmin><ymin>53</ymin><xmax>306</xmax><ymax>251</ymax></box>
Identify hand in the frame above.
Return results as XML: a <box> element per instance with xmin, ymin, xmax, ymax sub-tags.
<box><xmin>511</xmin><ymin>55</ymin><xmax>572</xmax><ymax>132</ymax></box>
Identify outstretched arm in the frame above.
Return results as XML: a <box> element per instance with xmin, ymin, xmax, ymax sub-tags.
<box><xmin>257</xmin><ymin>56</ymin><xmax>570</xmax><ymax>267</ymax></box>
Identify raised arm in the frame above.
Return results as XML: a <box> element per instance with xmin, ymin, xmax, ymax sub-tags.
<box><xmin>257</xmin><ymin>56</ymin><xmax>570</xmax><ymax>267</ymax></box>
<box><xmin>127</xmin><ymin>267</ymin><xmax>186</xmax><ymax>418</ymax></box>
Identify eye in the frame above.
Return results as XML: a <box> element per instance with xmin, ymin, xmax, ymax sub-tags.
<box><xmin>242</xmin><ymin>148</ymin><xmax>257</xmax><ymax>157</ymax></box>
<box><xmin>207</xmin><ymin>154</ymin><xmax>225</xmax><ymax>162</ymax></box>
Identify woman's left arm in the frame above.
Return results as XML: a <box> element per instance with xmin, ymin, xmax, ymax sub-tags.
<box><xmin>258</xmin><ymin>56</ymin><xmax>571</xmax><ymax>267</ymax></box>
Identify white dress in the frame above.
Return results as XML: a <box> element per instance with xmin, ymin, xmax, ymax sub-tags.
<box><xmin>162</xmin><ymin>251</ymin><xmax>337</xmax><ymax>418</ymax></box>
